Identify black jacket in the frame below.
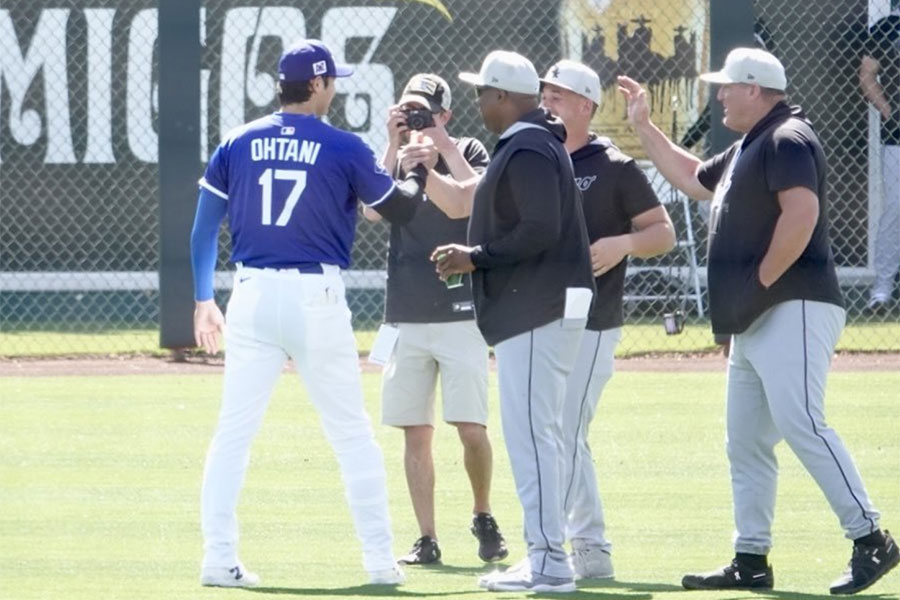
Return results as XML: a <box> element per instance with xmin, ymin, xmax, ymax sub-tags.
<box><xmin>468</xmin><ymin>108</ymin><xmax>595</xmax><ymax>345</ymax></box>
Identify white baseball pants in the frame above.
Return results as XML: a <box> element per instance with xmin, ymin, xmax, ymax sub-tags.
<box><xmin>201</xmin><ymin>265</ymin><xmax>395</xmax><ymax>573</ymax></box>
<box><xmin>494</xmin><ymin>317</ymin><xmax>585</xmax><ymax>579</ymax></box>
<box><xmin>871</xmin><ymin>145</ymin><xmax>900</xmax><ymax>300</ymax></box>
<box><xmin>726</xmin><ymin>300</ymin><xmax>880</xmax><ymax>555</ymax></box>
<box><xmin>561</xmin><ymin>327</ymin><xmax>622</xmax><ymax>551</ymax></box>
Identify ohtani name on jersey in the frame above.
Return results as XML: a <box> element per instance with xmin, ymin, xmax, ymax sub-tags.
<box><xmin>250</xmin><ymin>138</ymin><xmax>322</xmax><ymax>165</ymax></box>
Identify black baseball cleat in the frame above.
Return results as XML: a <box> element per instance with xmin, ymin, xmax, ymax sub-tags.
<box><xmin>471</xmin><ymin>512</ymin><xmax>509</xmax><ymax>562</ymax></box>
<box><xmin>397</xmin><ymin>535</ymin><xmax>441</xmax><ymax>565</ymax></box>
<box><xmin>682</xmin><ymin>559</ymin><xmax>774</xmax><ymax>590</ymax></box>
<box><xmin>830</xmin><ymin>530</ymin><xmax>899</xmax><ymax>595</ymax></box>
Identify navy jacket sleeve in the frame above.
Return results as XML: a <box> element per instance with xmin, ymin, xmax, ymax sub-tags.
<box><xmin>471</xmin><ymin>150</ymin><xmax>562</xmax><ymax>269</ymax></box>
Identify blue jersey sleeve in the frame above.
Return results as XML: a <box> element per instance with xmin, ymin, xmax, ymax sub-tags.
<box><xmin>190</xmin><ymin>188</ymin><xmax>228</xmax><ymax>301</ymax></box>
<box><xmin>200</xmin><ymin>142</ymin><xmax>230</xmax><ymax>199</ymax></box>
<box><xmin>346</xmin><ymin>136</ymin><xmax>396</xmax><ymax>206</ymax></box>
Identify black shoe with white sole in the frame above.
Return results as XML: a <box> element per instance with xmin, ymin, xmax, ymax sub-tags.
<box><xmin>682</xmin><ymin>558</ymin><xmax>774</xmax><ymax>590</ymax></box>
<box><xmin>471</xmin><ymin>513</ymin><xmax>509</xmax><ymax>562</ymax></box>
<box><xmin>830</xmin><ymin>530</ymin><xmax>899</xmax><ymax>595</ymax></box>
<box><xmin>397</xmin><ymin>535</ymin><xmax>441</xmax><ymax>565</ymax></box>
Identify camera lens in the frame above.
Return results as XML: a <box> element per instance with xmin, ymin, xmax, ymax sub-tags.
<box><xmin>404</xmin><ymin>108</ymin><xmax>434</xmax><ymax>131</ymax></box>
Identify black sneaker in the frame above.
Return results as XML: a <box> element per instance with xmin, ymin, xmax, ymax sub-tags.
<box><xmin>471</xmin><ymin>512</ymin><xmax>509</xmax><ymax>562</ymax></box>
<box><xmin>830</xmin><ymin>530</ymin><xmax>899</xmax><ymax>595</ymax></box>
<box><xmin>397</xmin><ymin>535</ymin><xmax>441</xmax><ymax>565</ymax></box>
<box><xmin>682</xmin><ymin>558</ymin><xmax>774</xmax><ymax>590</ymax></box>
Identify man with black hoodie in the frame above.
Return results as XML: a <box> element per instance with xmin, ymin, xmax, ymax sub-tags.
<box><xmin>619</xmin><ymin>48</ymin><xmax>897</xmax><ymax>595</ymax></box>
<box><xmin>432</xmin><ymin>50</ymin><xmax>595</xmax><ymax>593</ymax></box>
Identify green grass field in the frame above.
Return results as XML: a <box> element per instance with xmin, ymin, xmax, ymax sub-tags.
<box><xmin>3</xmin><ymin>320</ymin><xmax>900</xmax><ymax>357</ymax></box>
<box><xmin>2</xmin><ymin>370</ymin><xmax>899</xmax><ymax>599</ymax></box>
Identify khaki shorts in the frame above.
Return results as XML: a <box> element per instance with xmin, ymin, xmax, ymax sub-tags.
<box><xmin>381</xmin><ymin>320</ymin><xmax>489</xmax><ymax>427</ymax></box>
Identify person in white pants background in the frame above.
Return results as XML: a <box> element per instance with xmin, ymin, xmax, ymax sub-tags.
<box><xmin>860</xmin><ymin>5</ymin><xmax>900</xmax><ymax>311</ymax></box>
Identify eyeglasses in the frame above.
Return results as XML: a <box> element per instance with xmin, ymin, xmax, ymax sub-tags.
<box><xmin>475</xmin><ymin>85</ymin><xmax>491</xmax><ymax>97</ymax></box>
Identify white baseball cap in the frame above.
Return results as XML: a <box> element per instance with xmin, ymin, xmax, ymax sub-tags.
<box><xmin>699</xmin><ymin>47</ymin><xmax>787</xmax><ymax>91</ymax></box>
<box><xmin>398</xmin><ymin>73</ymin><xmax>452</xmax><ymax>112</ymax></box>
<box><xmin>540</xmin><ymin>59</ymin><xmax>601</xmax><ymax>104</ymax></box>
<box><xmin>459</xmin><ymin>50</ymin><xmax>540</xmax><ymax>95</ymax></box>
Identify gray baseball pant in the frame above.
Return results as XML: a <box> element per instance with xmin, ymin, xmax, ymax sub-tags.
<box><xmin>494</xmin><ymin>317</ymin><xmax>586</xmax><ymax>579</ymax></box>
<box><xmin>561</xmin><ymin>327</ymin><xmax>622</xmax><ymax>552</ymax></box>
<box><xmin>727</xmin><ymin>299</ymin><xmax>880</xmax><ymax>555</ymax></box>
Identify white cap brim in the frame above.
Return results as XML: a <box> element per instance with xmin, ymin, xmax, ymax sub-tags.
<box><xmin>539</xmin><ymin>77</ymin><xmax>598</xmax><ymax>103</ymax></box>
<box><xmin>458</xmin><ymin>72</ymin><xmax>483</xmax><ymax>86</ymax></box>
<box><xmin>699</xmin><ymin>71</ymin><xmax>736</xmax><ymax>85</ymax></box>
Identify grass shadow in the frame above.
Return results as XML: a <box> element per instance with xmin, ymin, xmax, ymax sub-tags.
<box><xmin>759</xmin><ymin>591</ymin><xmax>897</xmax><ymax>600</ymax></box>
<box><xmin>246</xmin><ymin>585</ymin><xmax>480</xmax><ymax>597</ymax></box>
<box><xmin>403</xmin><ymin>562</ymin><xmax>498</xmax><ymax>577</ymax></box>
<box><xmin>575</xmin><ymin>579</ymin><xmax>683</xmax><ymax>593</ymax></box>
<box><xmin>534</xmin><ymin>591</ymin><xmax>653</xmax><ymax>600</ymax></box>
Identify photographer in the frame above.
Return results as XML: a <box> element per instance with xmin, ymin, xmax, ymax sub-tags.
<box><xmin>363</xmin><ymin>73</ymin><xmax>508</xmax><ymax>566</ymax></box>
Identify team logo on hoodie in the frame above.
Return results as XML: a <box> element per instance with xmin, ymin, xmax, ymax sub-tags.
<box><xmin>575</xmin><ymin>175</ymin><xmax>597</xmax><ymax>191</ymax></box>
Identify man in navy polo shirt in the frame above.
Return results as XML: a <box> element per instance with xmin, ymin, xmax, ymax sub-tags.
<box><xmin>190</xmin><ymin>39</ymin><xmax>428</xmax><ymax>588</ymax></box>
<box><xmin>619</xmin><ymin>48</ymin><xmax>897</xmax><ymax>595</ymax></box>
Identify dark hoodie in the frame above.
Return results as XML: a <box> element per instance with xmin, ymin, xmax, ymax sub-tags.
<box><xmin>467</xmin><ymin>108</ymin><xmax>595</xmax><ymax>345</ymax></box>
<box><xmin>571</xmin><ymin>135</ymin><xmax>661</xmax><ymax>331</ymax></box>
<box><xmin>697</xmin><ymin>102</ymin><xmax>844</xmax><ymax>335</ymax></box>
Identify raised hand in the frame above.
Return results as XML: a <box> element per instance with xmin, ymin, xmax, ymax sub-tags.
<box><xmin>617</xmin><ymin>76</ymin><xmax>651</xmax><ymax>128</ymax></box>
<box><xmin>386</xmin><ymin>104</ymin><xmax>409</xmax><ymax>150</ymax></box>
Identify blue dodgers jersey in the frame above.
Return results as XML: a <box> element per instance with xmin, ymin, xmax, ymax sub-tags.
<box><xmin>199</xmin><ymin>112</ymin><xmax>395</xmax><ymax>269</ymax></box>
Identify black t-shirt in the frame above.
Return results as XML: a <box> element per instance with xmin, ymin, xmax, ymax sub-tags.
<box><xmin>572</xmin><ymin>136</ymin><xmax>661</xmax><ymax>331</ymax></box>
<box><xmin>864</xmin><ymin>15</ymin><xmax>900</xmax><ymax>144</ymax></box>
<box><xmin>384</xmin><ymin>137</ymin><xmax>489</xmax><ymax>323</ymax></box>
<box><xmin>697</xmin><ymin>102</ymin><xmax>843</xmax><ymax>335</ymax></box>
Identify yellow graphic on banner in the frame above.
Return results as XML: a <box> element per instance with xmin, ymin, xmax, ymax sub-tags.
<box><xmin>386</xmin><ymin>0</ymin><xmax>452</xmax><ymax>22</ymax></box>
<box><xmin>560</xmin><ymin>0</ymin><xmax>709</xmax><ymax>158</ymax></box>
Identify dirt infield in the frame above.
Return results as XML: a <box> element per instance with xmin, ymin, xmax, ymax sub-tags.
<box><xmin>2</xmin><ymin>351</ymin><xmax>899</xmax><ymax>377</ymax></box>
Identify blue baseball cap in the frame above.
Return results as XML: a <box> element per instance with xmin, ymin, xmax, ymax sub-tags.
<box><xmin>278</xmin><ymin>39</ymin><xmax>353</xmax><ymax>83</ymax></box>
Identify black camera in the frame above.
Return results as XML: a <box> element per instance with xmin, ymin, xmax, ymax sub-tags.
<box><xmin>402</xmin><ymin>107</ymin><xmax>435</xmax><ymax>130</ymax></box>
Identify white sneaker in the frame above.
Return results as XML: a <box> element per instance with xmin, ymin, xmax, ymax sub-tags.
<box><xmin>200</xmin><ymin>564</ymin><xmax>260</xmax><ymax>587</ymax></box>
<box><xmin>868</xmin><ymin>294</ymin><xmax>890</xmax><ymax>310</ymax></box>
<box><xmin>369</xmin><ymin>565</ymin><xmax>405</xmax><ymax>585</ymax></box>
<box><xmin>486</xmin><ymin>570</ymin><xmax>575</xmax><ymax>593</ymax></box>
<box><xmin>571</xmin><ymin>545</ymin><xmax>614</xmax><ymax>580</ymax></box>
<box><xmin>479</xmin><ymin>557</ymin><xmax>531</xmax><ymax>588</ymax></box>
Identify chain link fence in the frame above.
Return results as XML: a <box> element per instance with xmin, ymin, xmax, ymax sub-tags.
<box><xmin>1</xmin><ymin>0</ymin><xmax>898</xmax><ymax>357</ymax></box>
